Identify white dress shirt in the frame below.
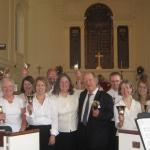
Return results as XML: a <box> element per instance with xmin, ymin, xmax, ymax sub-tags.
<box><xmin>51</xmin><ymin>91</ymin><xmax>80</xmax><ymax>133</ymax></box>
<box><xmin>81</xmin><ymin>88</ymin><xmax>99</xmax><ymax>122</ymax></box>
<box><xmin>146</xmin><ymin>100</ymin><xmax>150</xmax><ymax>112</ymax></box>
<box><xmin>47</xmin><ymin>88</ymin><xmax>53</xmax><ymax>97</ymax></box>
<box><xmin>107</xmin><ymin>88</ymin><xmax>122</xmax><ymax>121</ymax></box>
<box><xmin>0</xmin><ymin>95</ymin><xmax>24</xmax><ymax>132</ymax></box>
<box><xmin>114</xmin><ymin>97</ymin><xmax>142</xmax><ymax>131</ymax></box>
<box><xmin>107</xmin><ymin>88</ymin><xmax>121</xmax><ymax>104</ymax></box>
<box><xmin>26</xmin><ymin>94</ymin><xmax>58</xmax><ymax>136</ymax></box>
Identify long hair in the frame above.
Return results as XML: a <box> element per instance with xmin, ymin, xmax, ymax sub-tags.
<box><xmin>20</xmin><ymin>75</ymin><xmax>35</xmax><ymax>93</ymax></box>
<box><xmin>136</xmin><ymin>79</ymin><xmax>150</xmax><ymax>101</ymax></box>
<box><xmin>52</xmin><ymin>73</ymin><xmax>74</xmax><ymax>95</ymax></box>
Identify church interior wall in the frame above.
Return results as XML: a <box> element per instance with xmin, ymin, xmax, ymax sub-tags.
<box><xmin>0</xmin><ymin>0</ymin><xmax>150</xmax><ymax>85</ymax></box>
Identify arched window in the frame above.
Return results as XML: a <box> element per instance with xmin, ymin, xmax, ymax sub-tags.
<box><xmin>85</xmin><ymin>3</ymin><xmax>113</xmax><ymax>69</ymax></box>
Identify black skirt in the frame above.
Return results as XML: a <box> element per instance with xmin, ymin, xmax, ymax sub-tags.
<box><xmin>28</xmin><ymin>124</ymin><xmax>53</xmax><ymax>150</ymax></box>
<box><xmin>55</xmin><ymin>130</ymin><xmax>78</xmax><ymax>150</ymax></box>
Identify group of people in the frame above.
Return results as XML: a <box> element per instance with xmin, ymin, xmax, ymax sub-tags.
<box><xmin>0</xmin><ymin>67</ymin><xmax>150</xmax><ymax>150</ymax></box>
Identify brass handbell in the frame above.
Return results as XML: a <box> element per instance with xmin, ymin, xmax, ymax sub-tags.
<box><xmin>92</xmin><ymin>100</ymin><xmax>100</xmax><ymax>110</ymax></box>
<box><xmin>0</xmin><ymin>106</ymin><xmax>4</xmax><ymax>124</ymax></box>
<box><xmin>27</xmin><ymin>95</ymin><xmax>33</xmax><ymax>105</ymax></box>
<box><xmin>0</xmin><ymin>106</ymin><xmax>3</xmax><ymax>113</ymax></box>
<box><xmin>116</xmin><ymin>105</ymin><xmax>126</xmax><ymax>115</ymax></box>
<box><xmin>24</xmin><ymin>63</ymin><xmax>30</xmax><ymax>69</ymax></box>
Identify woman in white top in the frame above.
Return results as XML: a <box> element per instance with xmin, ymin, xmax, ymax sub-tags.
<box><xmin>114</xmin><ymin>79</ymin><xmax>142</xmax><ymax>131</ymax></box>
<box><xmin>136</xmin><ymin>79</ymin><xmax>150</xmax><ymax>112</ymax></box>
<box><xmin>52</xmin><ymin>73</ymin><xmax>79</xmax><ymax>150</ymax></box>
<box><xmin>0</xmin><ymin>78</ymin><xmax>26</xmax><ymax>132</ymax></box>
<box><xmin>26</xmin><ymin>76</ymin><xmax>58</xmax><ymax>150</ymax></box>
<box><xmin>19</xmin><ymin>75</ymin><xmax>35</xmax><ymax>106</ymax></box>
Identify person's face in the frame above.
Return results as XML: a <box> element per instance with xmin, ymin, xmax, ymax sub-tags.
<box><xmin>138</xmin><ymin>82</ymin><xmax>148</xmax><ymax>97</ymax></box>
<box><xmin>23</xmin><ymin>80</ymin><xmax>33</xmax><ymax>94</ymax></box>
<box><xmin>110</xmin><ymin>75</ymin><xmax>121</xmax><ymax>91</ymax></box>
<box><xmin>21</xmin><ymin>68</ymin><xmax>29</xmax><ymax>78</ymax></box>
<box><xmin>59</xmin><ymin>76</ymin><xmax>70</xmax><ymax>93</ymax></box>
<box><xmin>36</xmin><ymin>80</ymin><xmax>46</xmax><ymax>95</ymax></box>
<box><xmin>75</xmin><ymin>70</ymin><xmax>82</xmax><ymax>80</ymax></box>
<box><xmin>120</xmin><ymin>83</ymin><xmax>132</xmax><ymax>98</ymax></box>
<box><xmin>47</xmin><ymin>71</ymin><xmax>57</xmax><ymax>84</ymax></box>
<box><xmin>84</xmin><ymin>73</ymin><xmax>97</xmax><ymax>93</ymax></box>
<box><xmin>2</xmin><ymin>80</ymin><xmax>14</xmax><ymax>97</ymax></box>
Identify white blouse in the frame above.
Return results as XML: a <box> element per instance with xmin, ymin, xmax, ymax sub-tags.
<box><xmin>26</xmin><ymin>94</ymin><xmax>58</xmax><ymax>136</ymax></box>
<box><xmin>19</xmin><ymin>93</ymin><xmax>27</xmax><ymax>107</ymax></box>
<box><xmin>114</xmin><ymin>97</ymin><xmax>142</xmax><ymax>131</ymax></box>
<box><xmin>146</xmin><ymin>100</ymin><xmax>150</xmax><ymax>112</ymax></box>
<box><xmin>51</xmin><ymin>91</ymin><xmax>79</xmax><ymax>133</ymax></box>
<box><xmin>0</xmin><ymin>95</ymin><xmax>24</xmax><ymax>132</ymax></box>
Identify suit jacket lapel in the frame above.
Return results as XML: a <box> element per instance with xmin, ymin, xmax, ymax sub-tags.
<box><xmin>94</xmin><ymin>90</ymin><xmax>101</xmax><ymax>101</ymax></box>
<box><xmin>79</xmin><ymin>90</ymin><xmax>87</xmax><ymax>121</ymax></box>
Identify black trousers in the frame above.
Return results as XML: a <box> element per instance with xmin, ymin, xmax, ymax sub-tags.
<box><xmin>108</xmin><ymin>121</ymin><xmax>117</xmax><ymax>150</ymax></box>
<box><xmin>55</xmin><ymin>130</ymin><xmax>77</xmax><ymax>150</ymax></box>
<box><xmin>77</xmin><ymin>123</ymin><xmax>109</xmax><ymax>150</ymax></box>
<box><xmin>28</xmin><ymin>124</ymin><xmax>54</xmax><ymax>150</ymax></box>
<box><xmin>77</xmin><ymin>124</ymin><xmax>88</xmax><ymax>150</ymax></box>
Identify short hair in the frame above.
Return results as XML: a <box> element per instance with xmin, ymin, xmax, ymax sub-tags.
<box><xmin>109</xmin><ymin>71</ymin><xmax>123</xmax><ymax>80</ymax></box>
<box><xmin>34</xmin><ymin>76</ymin><xmax>49</xmax><ymax>93</ymax></box>
<box><xmin>118</xmin><ymin>79</ymin><xmax>134</xmax><ymax>95</ymax></box>
<box><xmin>46</xmin><ymin>68</ymin><xmax>57</xmax><ymax>77</ymax></box>
<box><xmin>52</xmin><ymin>73</ymin><xmax>74</xmax><ymax>95</ymax></box>
<box><xmin>20</xmin><ymin>75</ymin><xmax>35</xmax><ymax>93</ymax></box>
<box><xmin>1</xmin><ymin>77</ymin><xmax>15</xmax><ymax>89</ymax></box>
<box><xmin>97</xmin><ymin>74</ymin><xmax>105</xmax><ymax>84</ymax></box>
<box><xmin>83</xmin><ymin>72</ymin><xmax>98</xmax><ymax>85</ymax></box>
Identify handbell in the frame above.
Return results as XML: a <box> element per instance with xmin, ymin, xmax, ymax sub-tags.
<box><xmin>27</xmin><ymin>95</ymin><xmax>33</xmax><ymax>105</ymax></box>
<box><xmin>0</xmin><ymin>106</ymin><xmax>4</xmax><ymax>124</ymax></box>
<box><xmin>24</xmin><ymin>63</ymin><xmax>30</xmax><ymax>69</ymax></box>
<box><xmin>0</xmin><ymin>106</ymin><xmax>3</xmax><ymax>113</ymax></box>
<box><xmin>116</xmin><ymin>105</ymin><xmax>126</xmax><ymax>115</ymax></box>
<box><xmin>92</xmin><ymin>101</ymin><xmax>100</xmax><ymax>110</ymax></box>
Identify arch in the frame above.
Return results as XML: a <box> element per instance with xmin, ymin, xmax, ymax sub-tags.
<box><xmin>84</xmin><ymin>3</ymin><xmax>114</xmax><ymax>69</ymax></box>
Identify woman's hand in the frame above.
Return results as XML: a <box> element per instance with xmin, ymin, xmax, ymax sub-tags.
<box><xmin>48</xmin><ymin>135</ymin><xmax>56</xmax><ymax>145</ymax></box>
<box><xmin>19</xmin><ymin>126</ymin><xmax>26</xmax><ymax>132</ymax></box>
<box><xmin>27</xmin><ymin>104</ymin><xmax>33</xmax><ymax>115</ymax></box>
<box><xmin>0</xmin><ymin>113</ymin><xmax>6</xmax><ymax>122</ymax></box>
<box><xmin>118</xmin><ymin>114</ymin><xmax>124</xmax><ymax>128</ymax></box>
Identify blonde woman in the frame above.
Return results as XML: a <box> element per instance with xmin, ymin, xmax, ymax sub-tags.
<box><xmin>26</xmin><ymin>76</ymin><xmax>58</xmax><ymax>150</ymax></box>
<box><xmin>114</xmin><ymin>80</ymin><xmax>142</xmax><ymax>131</ymax></box>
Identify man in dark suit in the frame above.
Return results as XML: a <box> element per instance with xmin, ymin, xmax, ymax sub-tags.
<box><xmin>78</xmin><ymin>72</ymin><xmax>114</xmax><ymax>150</ymax></box>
